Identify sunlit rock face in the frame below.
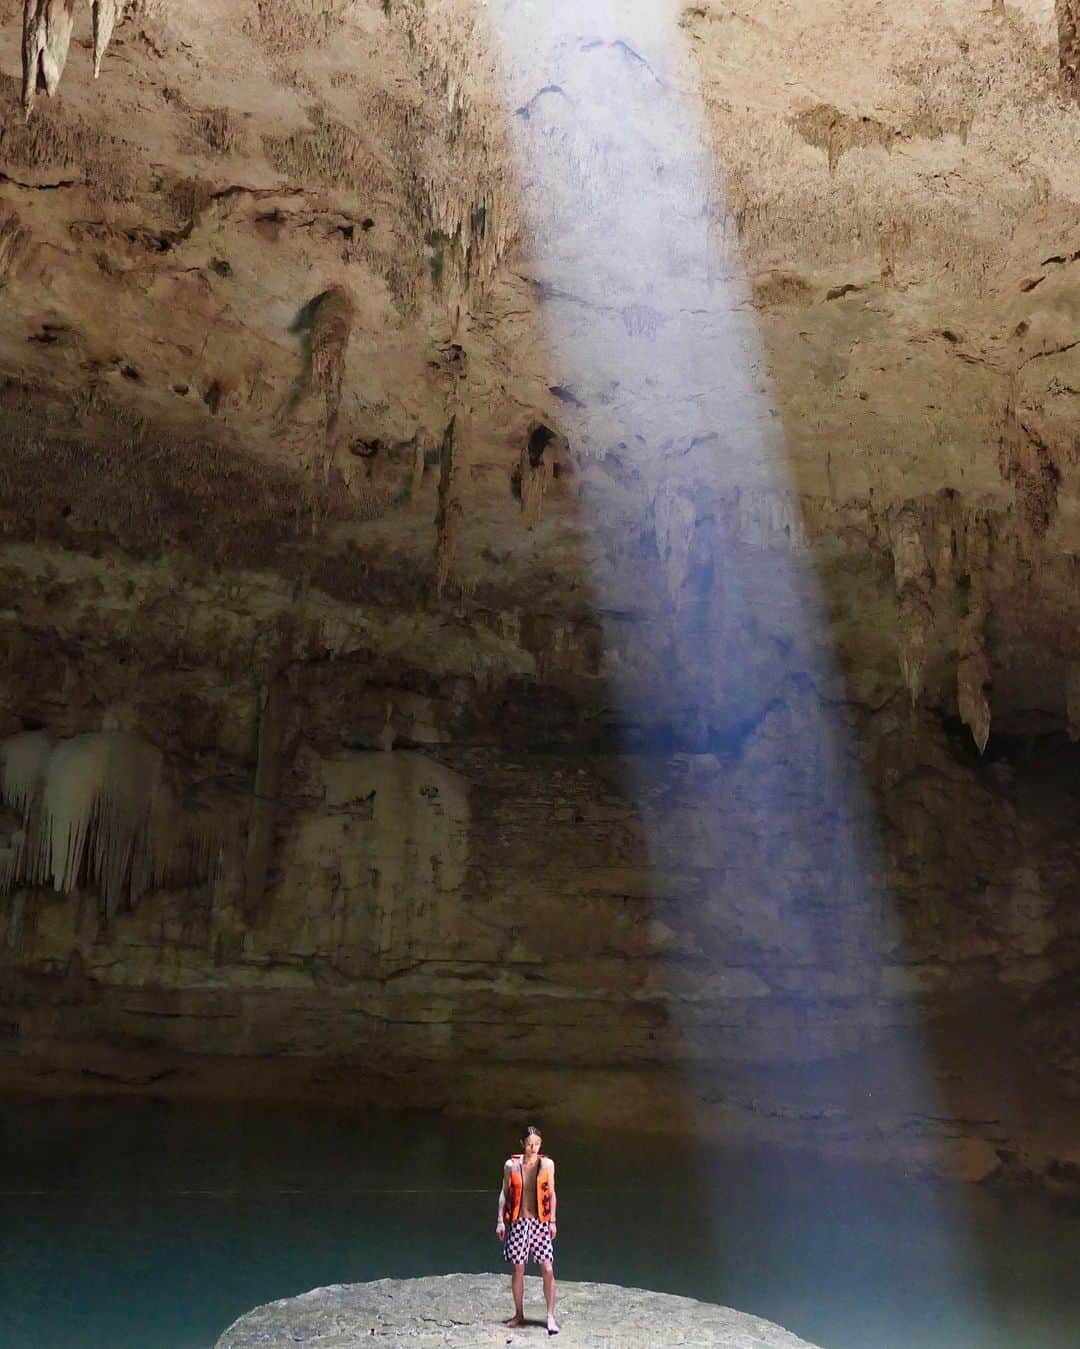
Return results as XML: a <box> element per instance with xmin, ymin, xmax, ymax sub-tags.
<box><xmin>2</xmin><ymin>1</ymin><xmax>1080</xmax><ymax>1180</ymax></box>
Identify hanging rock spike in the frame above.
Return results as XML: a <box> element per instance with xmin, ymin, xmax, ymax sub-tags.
<box><xmin>92</xmin><ymin>0</ymin><xmax>120</xmax><ymax>79</ymax></box>
<box><xmin>21</xmin><ymin>0</ymin><xmax>121</xmax><ymax>118</ymax></box>
<box><xmin>22</xmin><ymin>0</ymin><xmax>77</xmax><ymax>119</ymax></box>
<box><xmin>897</xmin><ymin>593</ymin><xmax>933</xmax><ymax>707</ymax></box>
<box><xmin>957</xmin><ymin>650</ymin><xmax>992</xmax><ymax>754</ymax></box>
<box><xmin>309</xmin><ymin>285</ymin><xmax>355</xmax><ymax>431</ymax></box>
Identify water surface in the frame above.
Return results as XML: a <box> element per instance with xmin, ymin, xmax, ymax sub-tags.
<box><xmin>2</xmin><ymin>1099</ymin><xmax>1078</xmax><ymax>1348</ymax></box>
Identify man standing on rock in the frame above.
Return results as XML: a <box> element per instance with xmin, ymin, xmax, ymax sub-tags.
<box><xmin>496</xmin><ymin>1123</ymin><xmax>558</xmax><ymax>1335</ymax></box>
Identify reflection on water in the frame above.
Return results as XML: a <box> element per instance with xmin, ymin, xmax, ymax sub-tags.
<box><xmin>1</xmin><ymin>1099</ymin><xmax>1078</xmax><ymax>1348</ymax></box>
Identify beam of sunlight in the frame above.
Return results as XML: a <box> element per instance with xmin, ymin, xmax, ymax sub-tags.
<box><xmin>478</xmin><ymin>2</ymin><xmax>994</xmax><ymax>1345</ymax></box>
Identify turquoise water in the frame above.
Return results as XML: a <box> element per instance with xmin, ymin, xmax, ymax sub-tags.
<box><xmin>2</xmin><ymin>1099</ymin><xmax>1079</xmax><ymax>1348</ymax></box>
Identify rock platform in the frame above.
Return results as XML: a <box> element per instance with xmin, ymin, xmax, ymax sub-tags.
<box><xmin>214</xmin><ymin>1273</ymin><xmax>824</xmax><ymax>1348</ymax></box>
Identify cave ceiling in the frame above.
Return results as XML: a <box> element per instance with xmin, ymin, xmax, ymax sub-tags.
<box><xmin>2</xmin><ymin>0</ymin><xmax>1080</xmax><ymax>749</ymax></box>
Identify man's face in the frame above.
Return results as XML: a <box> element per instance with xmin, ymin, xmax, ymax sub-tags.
<box><xmin>523</xmin><ymin>1132</ymin><xmax>542</xmax><ymax>1160</ymax></box>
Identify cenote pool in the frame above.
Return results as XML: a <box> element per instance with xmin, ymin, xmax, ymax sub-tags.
<box><xmin>2</xmin><ymin>1099</ymin><xmax>1078</xmax><ymax>1348</ymax></box>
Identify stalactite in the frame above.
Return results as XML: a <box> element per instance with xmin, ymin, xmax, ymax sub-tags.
<box><xmin>310</xmin><ymin>285</ymin><xmax>354</xmax><ymax>429</ymax></box>
<box><xmin>92</xmin><ymin>0</ymin><xmax>120</xmax><ymax>78</ymax></box>
<box><xmin>47</xmin><ymin>733</ymin><xmax>168</xmax><ymax>909</ymax></box>
<box><xmin>889</xmin><ymin>511</ymin><xmax>931</xmax><ymax>593</ymax></box>
<box><xmin>954</xmin><ymin>606</ymin><xmax>992</xmax><ymax>759</ymax></box>
<box><xmin>0</xmin><ymin>730</ymin><xmax>51</xmax><ymax>818</ymax></box>
<box><xmin>244</xmin><ymin>677</ymin><xmax>291</xmax><ymax>918</ymax></box>
<box><xmin>0</xmin><ymin>730</ymin><xmax>50</xmax><ymax>892</ymax></box>
<box><xmin>22</xmin><ymin>0</ymin><xmax>77</xmax><ymax>119</ymax></box>
<box><xmin>955</xmin><ymin>590</ymin><xmax>993</xmax><ymax>754</ymax></box>
<box><xmin>434</xmin><ymin>415</ymin><xmax>462</xmax><ymax>596</ymax></box>
<box><xmin>518</xmin><ymin>450</ymin><xmax>548</xmax><ymax>530</ymax></box>
<box><xmin>897</xmin><ymin>594</ymin><xmax>933</xmax><ymax>706</ymax></box>
<box><xmin>0</xmin><ymin>823</ymin><xmax>21</xmax><ymax>897</ymax></box>
<box><xmin>957</xmin><ymin>651</ymin><xmax>991</xmax><ymax>753</ymax></box>
<box><xmin>1058</xmin><ymin>0</ymin><xmax>1080</xmax><ymax>99</ymax></box>
<box><xmin>518</xmin><ymin>423</ymin><xmax>555</xmax><ymax>530</ymax></box>
<box><xmin>21</xmin><ymin>0</ymin><xmax>123</xmax><ymax>117</ymax></box>
<box><xmin>392</xmin><ymin>0</ymin><xmax>520</xmax><ymax>299</ymax></box>
<box><xmin>890</xmin><ymin>509</ymin><xmax>936</xmax><ymax>706</ymax></box>
<box><xmin>653</xmin><ymin>483</ymin><xmax>697</xmax><ymax>604</ymax></box>
<box><xmin>0</xmin><ymin>730</ymin><xmax>221</xmax><ymax>915</ymax></box>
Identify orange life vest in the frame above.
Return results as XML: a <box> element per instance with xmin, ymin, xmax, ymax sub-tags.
<box><xmin>503</xmin><ymin>1154</ymin><xmax>555</xmax><ymax>1223</ymax></box>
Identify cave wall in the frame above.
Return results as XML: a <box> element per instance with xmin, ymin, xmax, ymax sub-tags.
<box><xmin>2</xmin><ymin>1</ymin><xmax>1080</xmax><ymax>1179</ymax></box>
<box><xmin>3</xmin><ymin>547</ymin><xmax>1080</xmax><ymax>1178</ymax></box>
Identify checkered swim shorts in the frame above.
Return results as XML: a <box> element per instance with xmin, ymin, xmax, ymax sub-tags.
<box><xmin>503</xmin><ymin>1218</ymin><xmax>555</xmax><ymax>1266</ymax></box>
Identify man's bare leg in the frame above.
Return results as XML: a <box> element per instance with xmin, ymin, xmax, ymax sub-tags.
<box><xmin>506</xmin><ymin>1263</ymin><xmax>526</xmax><ymax>1326</ymax></box>
<box><xmin>541</xmin><ymin>1261</ymin><xmax>558</xmax><ymax>1334</ymax></box>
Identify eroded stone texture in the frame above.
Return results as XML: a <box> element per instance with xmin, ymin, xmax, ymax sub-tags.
<box><xmin>21</xmin><ymin>0</ymin><xmax>77</xmax><ymax>118</ymax></box>
<box><xmin>1</xmin><ymin>1</ymin><xmax>1080</xmax><ymax>1181</ymax></box>
<box><xmin>214</xmin><ymin>1274</ymin><xmax>823</xmax><ymax>1349</ymax></box>
<box><xmin>1058</xmin><ymin>0</ymin><xmax>1080</xmax><ymax>97</ymax></box>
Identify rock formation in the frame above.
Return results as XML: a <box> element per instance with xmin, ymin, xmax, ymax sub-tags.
<box><xmin>1058</xmin><ymin>0</ymin><xmax>1080</xmax><ymax>97</ymax></box>
<box><xmin>21</xmin><ymin>0</ymin><xmax>123</xmax><ymax>117</ymax></box>
<box><xmin>1</xmin><ymin>1</ymin><xmax>1080</xmax><ymax>1181</ymax></box>
<box><xmin>0</xmin><ymin>727</ymin><xmax>221</xmax><ymax>915</ymax></box>
<box><xmin>214</xmin><ymin>1274</ymin><xmax>823</xmax><ymax>1349</ymax></box>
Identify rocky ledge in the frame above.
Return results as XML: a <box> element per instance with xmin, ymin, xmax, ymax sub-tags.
<box><xmin>214</xmin><ymin>1273</ymin><xmax>823</xmax><ymax>1348</ymax></box>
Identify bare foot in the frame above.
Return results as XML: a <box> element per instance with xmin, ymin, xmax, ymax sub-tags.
<box><xmin>504</xmin><ymin>1313</ymin><xmax>525</xmax><ymax>1327</ymax></box>
<box><xmin>547</xmin><ymin>1315</ymin><xmax>560</xmax><ymax>1335</ymax></box>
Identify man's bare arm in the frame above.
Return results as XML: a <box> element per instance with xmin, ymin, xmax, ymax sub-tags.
<box><xmin>496</xmin><ymin>1160</ymin><xmax>510</xmax><ymax>1228</ymax></box>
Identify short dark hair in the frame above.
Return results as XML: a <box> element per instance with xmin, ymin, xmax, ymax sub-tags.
<box><xmin>522</xmin><ymin>1123</ymin><xmax>543</xmax><ymax>1142</ymax></box>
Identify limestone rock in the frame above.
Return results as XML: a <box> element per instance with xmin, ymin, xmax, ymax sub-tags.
<box><xmin>897</xmin><ymin>592</ymin><xmax>933</xmax><ymax>706</ymax></box>
<box><xmin>654</xmin><ymin>484</ymin><xmax>698</xmax><ymax>605</ymax></box>
<box><xmin>3</xmin><ymin>0</ymin><xmax>1080</xmax><ymax>1182</ymax></box>
<box><xmin>310</xmin><ymin>285</ymin><xmax>354</xmax><ymax>429</ymax></box>
<box><xmin>21</xmin><ymin>0</ymin><xmax>122</xmax><ymax>116</ymax></box>
<box><xmin>0</xmin><ymin>728</ymin><xmax>222</xmax><ymax>915</ymax></box>
<box><xmin>957</xmin><ymin>651</ymin><xmax>992</xmax><ymax>754</ymax></box>
<box><xmin>21</xmin><ymin>0</ymin><xmax>77</xmax><ymax>117</ymax></box>
<box><xmin>214</xmin><ymin>1275</ymin><xmax>823</xmax><ymax>1349</ymax></box>
<box><xmin>91</xmin><ymin>0</ymin><xmax>120</xmax><ymax>79</ymax></box>
<box><xmin>1058</xmin><ymin>0</ymin><xmax>1080</xmax><ymax>98</ymax></box>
